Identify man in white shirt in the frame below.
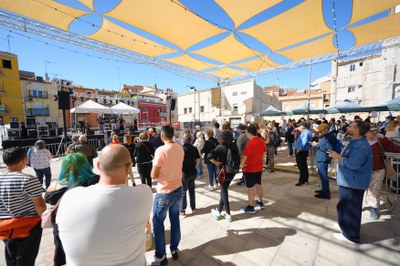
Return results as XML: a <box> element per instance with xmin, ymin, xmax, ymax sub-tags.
<box><xmin>56</xmin><ymin>144</ymin><xmax>152</xmax><ymax>266</ymax></box>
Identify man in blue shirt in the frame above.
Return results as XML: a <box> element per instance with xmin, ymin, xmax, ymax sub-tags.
<box><xmin>328</xmin><ymin>120</ymin><xmax>372</xmax><ymax>243</ymax></box>
<box><xmin>313</xmin><ymin>123</ymin><xmax>337</xmax><ymax>199</ymax></box>
<box><xmin>293</xmin><ymin>122</ymin><xmax>312</xmax><ymax>186</ymax></box>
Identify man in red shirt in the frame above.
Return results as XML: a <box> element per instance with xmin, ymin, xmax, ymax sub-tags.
<box><xmin>240</xmin><ymin>124</ymin><xmax>267</xmax><ymax>213</ymax></box>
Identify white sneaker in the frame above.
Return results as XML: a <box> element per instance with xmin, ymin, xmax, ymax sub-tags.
<box><xmin>206</xmin><ymin>185</ymin><xmax>214</xmax><ymax>191</ymax></box>
<box><xmin>211</xmin><ymin>208</ymin><xmax>221</xmax><ymax>220</ymax></box>
<box><xmin>333</xmin><ymin>233</ymin><xmax>357</xmax><ymax>244</ymax></box>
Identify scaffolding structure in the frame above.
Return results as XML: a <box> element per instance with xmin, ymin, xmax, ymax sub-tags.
<box><xmin>1</xmin><ymin>10</ymin><xmax>400</xmax><ymax>85</ymax></box>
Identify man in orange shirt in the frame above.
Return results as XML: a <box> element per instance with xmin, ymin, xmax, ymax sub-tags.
<box><xmin>240</xmin><ymin>124</ymin><xmax>267</xmax><ymax>214</ymax></box>
<box><xmin>147</xmin><ymin>126</ymin><xmax>184</xmax><ymax>265</ymax></box>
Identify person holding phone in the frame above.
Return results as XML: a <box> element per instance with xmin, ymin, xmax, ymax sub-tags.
<box><xmin>327</xmin><ymin>120</ymin><xmax>372</xmax><ymax>244</ymax></box>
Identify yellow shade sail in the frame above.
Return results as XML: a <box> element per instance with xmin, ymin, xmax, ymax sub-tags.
<box><xmin>241</xmin><ymin>0</ymin><xmax>332</xmax><ymax>51</ymax></box>
<box><xmin>208</xmin><ymin>67</ymin><xmax>247</xmax><ymax>79</ymax></box>
<box><xmin>349</xmin><ymin>0</ymin><xmax>400</xmax><ymax>25</ymax></box>
<box><xmin>349</xmin><ymin>12</ymin><xmax>400</xmax><ymax>46</ymax></box>
<box><xmin>105</xmin><ymin>0</ymin><xmax>226</xmax><ymax>50</ymax></box>
<box><xmin>191</xmin><ymin>34</ymin><xmax>261</xmax><ymax>64</ymax></box>
<box><xmin>77</xmin><ymin>0</ymin><xmax>94</xmax><ymax>10</ymax></box>
<box><xmin>0</xmin><ymin>0</ymin><xmax>87</xmax><ymax>31</ymax></box>
<box><xmin>88</xmin><ymin>18</ymin><xmax>176</xmax><ymax>57</ymax></box>
<box><xmin>215</xmin><ymin>0</ymin><xmax>282</xmax><ymax>28</ymax></box>
<box><xmin>234</xmin><ymin>56</ymin><xmax>280</xmax><ymax>71</ymax></box>
<box><xmin>278</xmin><ymin>34</ymin><xmax>336</xmax><ymax>61</ymax></box>
<box><xmin>165</xmin><ymin>54</ymin><xmax>216</xmax><ymax>71</ymax></box>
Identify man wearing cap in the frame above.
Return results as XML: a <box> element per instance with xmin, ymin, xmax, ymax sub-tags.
<box><xmin>293</xmin><ymin>122</ymin><xmax>312</xmax><ymax>186</ymax></box>
<box><xmin>313</xmin><ymin>123</ymin><xmax>338</xmax><ymax>199</ymax></box>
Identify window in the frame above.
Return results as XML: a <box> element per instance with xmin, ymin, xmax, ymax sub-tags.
<box><xmin>233</xmin><ymin>104</ymin><xmax>238</xmax><ymax>112</ymax></box>
<box><xmin>358</xmin><ymin>85</ymin><xmax>362</xmax><ymax>89</ymax></box>
<box><xmin>184</xmin><ymin>108</ymin><xmax>187</xmax><ymax>114</ymax></box>
<box><xmin>32</xmin><ymin>90</ymin><xmax>38</xmax><ymax>97</ymax></box>
<box><xmin>142</xmin><ymin>107</ymin><xmax>147</xmax><ymax>112</ymax></box>
<box><xmin>348</xmin><ymin>86</ymin><xmax>356</xmax><ymax>93</ymax></box>
<box><xmin>232</xmin><ymin>92</ymin><xmax>238</xmax><ymax>96</ymax></box>
<box><xmin>2</xmin><ymin>59</ymin><xmax>11</xmax><ymax>69</ymax></box>
<box><xmin>359</xmin><ymin>62</ymin><xmax>363</xmax><ymax>67</ymax></box>
<box><xmin>350</xmin><ymin>64</ymin><xmax>355</xmax><ymax>71</ymax></box>
<box><xmin>241</xmin><ymin>91</ymin><xmax>247</xmax><ymax>95</ymax></box>
<box><xmin>189</xmin><ymin>107</ymin><xmax>192</xmax><ymax>113</ymax></box>
<box><xmin>200</xmin><ymin>106</ymin><xmax>204</xmax><ymax>112</ymax></box>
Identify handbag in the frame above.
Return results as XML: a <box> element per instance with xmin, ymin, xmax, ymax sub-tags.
<box><xmin>41</xmin><ymin>206</ymin><xmax>57</xmax><ymax>228</ymax></box>
<box><xmin>145</xmin><ymin>221</ymin><xmax>154</xmax><ymax>251</ymax></box>
<box><xmin>218</xmin><ymin>165</ymin><xmax>226</xmax><ymax>187</ymax></box>
<box><xmin>378</xmin><ymin>140</ymin><xmax>397</xmax><ymax>181</ymax></box>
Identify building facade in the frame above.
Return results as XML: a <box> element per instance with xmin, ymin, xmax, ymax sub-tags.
<box><xmin>20</xmin><ymin>72</ymin><xmax>61</xmax><ymax>130</ymax></box>
<box><xmin>331</xmin><ymin>44</ymin><xmax>400</xmax><ymax>106</ymax></box>
<box><xmin>0</xmin><ymin>52</ymin><xmax>24</xmax><ymax>125</ymax></box>
<box><xmin>177</xmin><ymin>80</ymin><xmax>279</xmax><ymax>129</ymax></box>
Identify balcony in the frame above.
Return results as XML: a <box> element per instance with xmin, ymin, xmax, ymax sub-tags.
<box><xmin>28</xmin><ymin>90</ymin><xmax>48</xmax><ymax>99</ymax></box>
<box><xmin>27</xmin><ymin>108</ymin><xmax>49</xmax><ymax>116</ymax></box>
<box><xmin>0</xmin><ymin>104</ymin><xmax>6</xmax><ymax>113</ymax></box>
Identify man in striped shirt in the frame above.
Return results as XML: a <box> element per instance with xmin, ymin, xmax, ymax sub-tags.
<box><xmin>0</xmin><ymin>147</ymin><xmax>46</xmax><ymax>266</ymax></box>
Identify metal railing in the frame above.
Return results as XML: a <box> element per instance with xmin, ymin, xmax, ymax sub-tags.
<box><xmin>384</xmin><ymin>152</ymin><xmax>400</xmax><ymax>213</ymax></box>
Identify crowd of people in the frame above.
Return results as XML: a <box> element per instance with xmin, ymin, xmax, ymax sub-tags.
<box><xmin>1</xmin><ymin>113</ymin><xmax>399</xmax><ymax>265</ymax></box>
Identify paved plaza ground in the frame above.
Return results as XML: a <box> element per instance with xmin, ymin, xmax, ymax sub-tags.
<box><xmin>1</xmin><ymin>148</ymin><xmax>399</xmax><ymax>266</ymax></box>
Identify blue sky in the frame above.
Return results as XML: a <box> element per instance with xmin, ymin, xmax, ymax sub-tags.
<box><xmin>0</xmin><ymin>0</ymin><xmax>388</xmax><ymax>93</ymax></box>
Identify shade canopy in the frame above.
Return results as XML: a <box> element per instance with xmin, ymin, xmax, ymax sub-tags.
<box><xmin>111</xmin><ymin>102</ymin><xmax>140</xmax><ymax>114</ymax></box>
<box><xmin>1</xmin><ymin>0</ymin><xmax>400</xmax><ymax>82</ymax></box>
<box><xmin>259</xmin><ymin>105</ymin><xmax>285</xmax><ymax>116</ymax></box>
<box><xmin>70</xmin><ymin>100</ymin><xmax>110</xmax><ymax>113</ymax></box>
<box><xmin>327</xmin><ymin>99</ymin><xmax>364</xmax><ymax>113</ymax></box>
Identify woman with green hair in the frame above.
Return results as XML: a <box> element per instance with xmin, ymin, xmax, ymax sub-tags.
<box><xmin>44</xmin><ymin>152</ymin><xmax>99</xmax><ymax>266</ymax></box>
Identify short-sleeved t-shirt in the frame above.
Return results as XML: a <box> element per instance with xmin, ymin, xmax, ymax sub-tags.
<box><xmin>242</xmin><ymin>136</ymin><xmax>267</xmax><ymax>173</ymax></box>
<box><xmin>30</xmin><ymin>148</ymin><xmax>51</xmax><ymax>169</ymax></box>
<box><xmin>57</xmin><ymin>184</ymin><xmax>152</xmax><ymax>266</ymax></box>
<box><xmin>153</xmin><ymin>142</ymin><xmax>184</xmax><ymax>194</ymax></box>
<box><xmin>0</xmin><ymin>171</ymin><xmax>42</xmax><ymax>219</ymax></box>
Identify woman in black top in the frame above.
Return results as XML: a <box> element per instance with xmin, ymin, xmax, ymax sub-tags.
<box><xmin>134</xmin><ymin>131</ymin><xmax>155</xmax><ymax>187</ymax></box>
<box><xmin>123</xmin><ymin>134</ymin><xmax>136</xmax><ymax>186</ymax></box>
<box><xmin>207</xmin><ymin>130</ymin><xmax>239</xmax><ymax>222</ymax></box>
<box><xmin>201</xmin><ymin>128</ymin><xmax>219</xmax><ymax>190</ymax></box>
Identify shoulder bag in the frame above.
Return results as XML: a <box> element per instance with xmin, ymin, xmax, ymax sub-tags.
<box><xmin>378</xmin><ymin>140</ymin><xmax>397</xmax><ymax>181</ymax></box>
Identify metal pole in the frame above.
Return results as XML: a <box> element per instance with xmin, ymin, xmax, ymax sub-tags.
<box><xmin>307</xmin><ymin>64</ymin><xmax>312</xmax><ymax>120</ymax></box>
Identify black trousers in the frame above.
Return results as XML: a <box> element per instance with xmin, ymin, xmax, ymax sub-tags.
<box><xmin>53</xmin><ymin>223</ymin><xmax>66</xmax><ymax>266</ymax></box>
<box><xmin>295</xmin><ymin>151</ymin><xmax>309</xmax><ymax>183</ymax></box>
<box><xmin>218</xmin><ymin>174</ymin><xmax>235</xmax><ymax>215</ymax></box>
<box><xmin>3</xmin><ymin>221</ymin><xmax>42</xmax><ymax>266</ymax></box>
<box><xmin>180</xmin><ymin>174</ymin><xmax>196</xmax><ymax>211</ymax></box>
<box><xmin>138</xmin><ymin>162</ymin><xmax>152</xmax><ymax>187</ymax></box>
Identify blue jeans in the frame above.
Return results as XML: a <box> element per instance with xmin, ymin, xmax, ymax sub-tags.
<box><xmin>317</xmin><ymin>162</ymin><xmax>330</xmax><ymax>196</ymax></box>
<box><xmin>152</xmin><ymin>187</ymin><xmax>182</xmax><ymax>257</ymax></box>
<box><xmin>337</xmin><ymin>186</ymin><xmax>364</xmax><ymax>243</ymax></box>
<box><xmin>196</xmin><ymin>158</ymin><xmax>204</xmax><ymax>177</ymax></box>
<box><xmin>180</xmin><ymin>174</ymin><xmax>196</xmax><ymax>211</ymax></box>
<box><xmin>206</xmin><ymin>163</ymin><xmax>218</xmax><ymax>186</ymax></box>
<box><xmin>34</xmin><ymin>167</ymin><xmax>52</xmax><ymax>188</ymax></box>
<box><xmin>288</xmin><ymin>142</ymin><xmax>293</xmax><ymax>156</ymax></box>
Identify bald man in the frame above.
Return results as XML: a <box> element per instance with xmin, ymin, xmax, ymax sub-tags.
<box><xmin>56</xmin><ymin>145</ymin><xmax>152</xmax><ymax>266</ymax></box>
<box><xmin>71</xmin><ymin>134</ymin><xmax>98</xmax><ymax>166</ymax></box>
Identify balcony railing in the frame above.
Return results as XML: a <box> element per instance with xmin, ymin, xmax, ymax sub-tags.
<box><xmin>28</xmin><ymin>90</ymin><xmax>48</xmax><ymax>99</ymax></box>
<box><xmin>27</xmin><ymin>108</ymin><xmax>49</xmax><ymax>116</ymax></box>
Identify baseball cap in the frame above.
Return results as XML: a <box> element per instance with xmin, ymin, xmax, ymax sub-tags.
<box><xmin>316</xmin><ymin>123</ymin><xmax>329</xmax><ymax>132</ymax></box>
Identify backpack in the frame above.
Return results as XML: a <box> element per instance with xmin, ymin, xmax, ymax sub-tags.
<box><xmin>225</xmin><ymin>146</ymin><xmax>240</xmax><ymax>175</ymax></box>
<box><xmin>271</xmin><ymin>133</ymin><xmax>281</xmax><ymax>148</ymax></box>
<box><xmin>334</xmin><ymin>139</ymin><xmax>342</xmax><ymax>154</ymax></box>
<box><xmin>26</xmin><ymin>147</ymin><xmax>33</xmax><ymax>167</ymax></box>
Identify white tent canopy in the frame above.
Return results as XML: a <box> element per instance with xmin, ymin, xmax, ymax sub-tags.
<box><xmin>70</xmin><ymin>100</ymin><xmax>110</xmax><ymax>113</ymax></box>
<box><xmin>111</xmin><ymin>102</ymin><xmax>140</xmax><ymax>114</ymax></box>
